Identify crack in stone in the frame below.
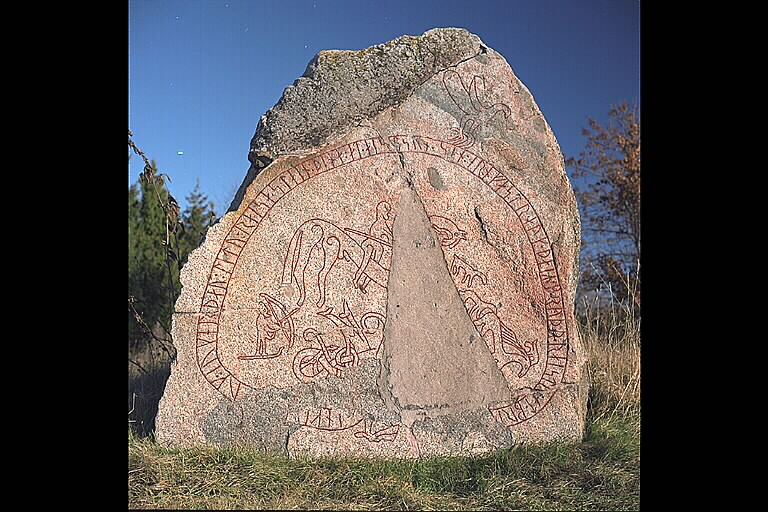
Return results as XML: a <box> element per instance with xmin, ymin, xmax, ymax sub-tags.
<box><xmin>444</xmin><ymin>48</ymin><xmax>486</xmax><ymax>71</ymax></box>
<box><xmin>397</xmin><ymin>152</ymin><xmax>407</xmax><ymax>171</ymax></box>
<box><xmin>505</xmin><ymin>382</ymin><xmax>579</xmax><ymax>399</ymax></box>
<box><xmin>474</xmin><ymin>205</ymin><xmax>489</xmax><ymax>244</ymax></box>
<box><xmin>472</xmin><ymin>205</ymin><xmax>518</xmax><ymax>264</ymax></box>
<box><xmin>402</xmin><ymin>400</ymin><xmax>468</xmax><ymax>411</ymax></box>
<box><xmin>234</xmin><ymin>44</ymin><xmax>487</xmax><ymax>209</ymax></box>
<box><xmin>284</xmin><ymin>429</ymin><xmax>291</xmax><ymax>455</ymax></box>
<box><xmin>236</xmin><ymin>29</ymin><xmax>489</xmax><ymax>212</ymax></box>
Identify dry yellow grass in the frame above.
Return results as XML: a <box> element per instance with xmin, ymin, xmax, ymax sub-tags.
<box><xmin>579</xmin><ymin>284</ymin><xmax>641</xmax><ymax>432</ymax></box>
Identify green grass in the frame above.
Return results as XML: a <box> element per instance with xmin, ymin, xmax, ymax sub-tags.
<box><xmin>129</xmin><ymin>294</ymin><xmax>640</xmax><ymax>510</ymax></box>
<box><xmin>129</xmin><ymin>405</ymin><xmax>638</xmax><ymax>510</ymax></box>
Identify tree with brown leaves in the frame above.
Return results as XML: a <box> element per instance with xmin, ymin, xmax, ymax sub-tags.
<box><xmin>566</xmin><ymin>103</ymin><xmax>640</xmax><ymax>310</ymax></box>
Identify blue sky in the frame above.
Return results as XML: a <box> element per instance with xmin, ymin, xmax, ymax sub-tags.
<box><xmin>128</xmin><ymin>0</ymin><xmax>639</xmax><ymax>215</ymax></box>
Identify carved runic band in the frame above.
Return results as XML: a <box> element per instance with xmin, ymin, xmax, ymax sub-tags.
<box><xmin>195</xmin><ymin>134</ymin><xmax>568</xmax><ymax>429</ymax></box>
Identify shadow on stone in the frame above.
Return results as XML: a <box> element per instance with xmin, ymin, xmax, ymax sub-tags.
<box><xmin>129</xmin><ymin>359</ymin><xmax>172</xmax><ymax>438</ymax></box>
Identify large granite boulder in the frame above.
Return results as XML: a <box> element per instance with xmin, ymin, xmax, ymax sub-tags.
<box><xmin>155</xmin><ymin>28</ymin><xmax>588</xmax><ymax>457</ymax></box>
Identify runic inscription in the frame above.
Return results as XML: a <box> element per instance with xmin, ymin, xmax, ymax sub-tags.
<box><xmin>195</xmin><ymin>133</ymin><xmax>569</xmax><ymax>431</ymax></box>
<box><xmin>153</xmin><ymin>30</ymin><xmax>586</xmax><ymax>456</ymax></box>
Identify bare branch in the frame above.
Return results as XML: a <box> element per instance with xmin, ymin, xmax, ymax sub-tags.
<box><xmin>129</xmin><ymin>358</ymin><xmax>150</xmax><ymax>376</ymax></box>
<box><xmin>128</xmin><ymin>296</ymin><xmax>177</xmax><ymax>359</ymax></box>
<box><xmin>128</xmin><ymin>131</ymin><xmax>181</xmax><ymax>356</ymax></box>
<box><xmin>567</xmin><ymin>103</ymin><xmax>640</xmax><ymax>307</ymax></box>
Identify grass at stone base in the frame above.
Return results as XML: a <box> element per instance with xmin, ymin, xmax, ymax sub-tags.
<box><xmin>129</xmin><ymin>293</ymin><xmax>640</xmax><ymax>510</ymax></box>
<box><xmin>129</xmin><ymin>406</ymin><xmax>638</xmax><ymax>510</ymax></box>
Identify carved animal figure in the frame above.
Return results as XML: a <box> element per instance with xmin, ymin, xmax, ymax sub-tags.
<box><xmin>429</xmin><ymin>215</ymin><xmax>467</xmax><ymax>248</ymax></box>
<box><xmin>317</xmin><ymin>300</ymin><xmax>385</xmax><ymax>356</ymax></box>
<box><xmin>443</xmin><ymin>69</ymin><xmax>511</xmax><ymax>148</ymax></box>
<box><xmin>280</xmin><ymin>209</ymin><xmax>465</xmax><ymax>309</ymax></box>
<box><xmin>450</xmin><ymin>254</ymin><xmax>488</xmax><ymax>289</ymax></box>
<box><xmin>347</xmin><ymin>201</ymin><xmax>393</xmax><ymax>293</ymax></box>
<box><xmin>281</xmin><ymin>219</ymin><xmax>389</xmax><ymax>308</ymax></box>
<box><xmin>459</xmin><ymin>289</ymin><xmax>540</xmax><ymax>378</ymax></box>
<box><xmin>368</xmin><ymin>201</ymin><xmax>394</xmax><ymax>244</ymax></box>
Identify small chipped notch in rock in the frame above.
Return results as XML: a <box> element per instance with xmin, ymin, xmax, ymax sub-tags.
<box><xmin>248</xmin><ymin>150</ymin><xmax>274</xmax><ymax>169</ymax></box>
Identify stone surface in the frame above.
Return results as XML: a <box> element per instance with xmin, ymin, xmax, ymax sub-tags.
<box><xmin>156</xmin><ymin>28</ymin><xmax>588</xmax><ymax>457</ymax></box>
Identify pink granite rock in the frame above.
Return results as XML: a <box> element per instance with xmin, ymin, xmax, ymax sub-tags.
<box><xmin>155</xmin><ymin>28</ymin><xmax>588</xmax><ymax>457</ymax></box>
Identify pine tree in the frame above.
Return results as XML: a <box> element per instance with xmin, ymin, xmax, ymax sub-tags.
<box><xmin>128</xmin><ymin>160</ymin><xmax>182</xmax><ymax>350</ymax></box>
<box><xmin>128</xmin><ymin>161</ymin><xmax>218</xmax><ymax>352</ymax></box>
<box><xmin>128</xmin><ymin>182</ymin><xmax>140</xmax><ymax>274</ymax></box>
<box><xmin>128</xmin><ymin>183</ymin><xmax>142</xmax><ymax>346</ymax></box>
<box><xmin>179</xmin><ymin>180</ymin><xmax>217</xmax><ymax>267</ymax></box>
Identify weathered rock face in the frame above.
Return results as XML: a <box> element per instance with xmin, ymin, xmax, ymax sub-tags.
<box><xmin>155</xmin><ymin>28</ymin><xmax>588</xmax><ymax>457</ymax></box>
